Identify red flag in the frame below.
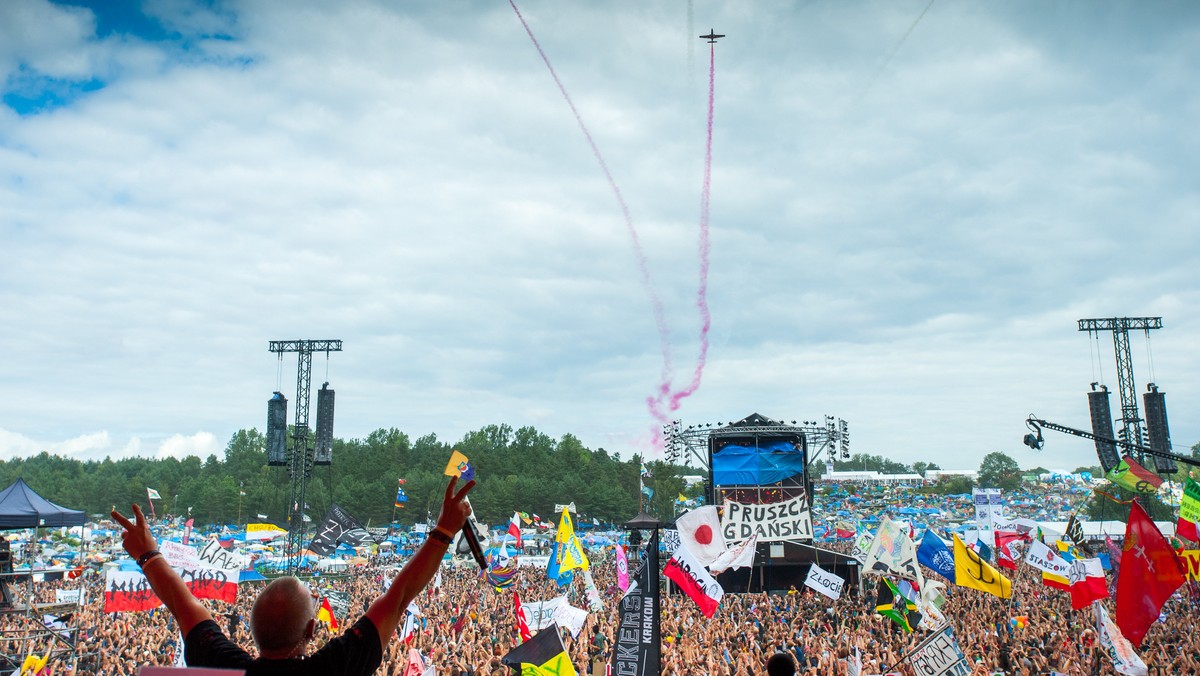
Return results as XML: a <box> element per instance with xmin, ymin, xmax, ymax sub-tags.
<box><xmin>1116</xmin><ymin>501</ymin><xmax>1186</xmax><ymax>646</ymax></box>
<box><xmin>513</xmin><ymin>592</ymin><xmax>532</xmax><ymax>642</ymax></box>
<box><xmin>995</xmin><ymin>531</ymin><xmax>1025</xmax><ymax>571</ymax></box>
<box><xmin>663</xmin><ymin>543</ymin><xmax>724</xmax><ymax>618</ymax></box>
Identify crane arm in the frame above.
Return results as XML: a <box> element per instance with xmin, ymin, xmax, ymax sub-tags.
<box><xmin>1025</xmin><ymin>415</ymin><xmax>1200</xmax><ymax>469</ymax></box>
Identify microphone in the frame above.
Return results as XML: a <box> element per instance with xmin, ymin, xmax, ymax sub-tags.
<box><xmin>461</xmin><ymin>519</ymin><xmax>487</xmax><ymax>571</ymax></box>
<box><xmin>459</xmin><ymin>497</ymin><xmax>487</xmax><ymax>571</ymax></box>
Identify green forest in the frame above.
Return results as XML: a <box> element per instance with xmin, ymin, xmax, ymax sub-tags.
<box><xmin>1</xmin><ymin>427</ymin><xmax>1190</xmax><ymax>528</ymax></box>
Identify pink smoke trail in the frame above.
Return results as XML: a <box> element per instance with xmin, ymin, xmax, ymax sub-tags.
<box><xmin>509</xmin><ymin>1</ymin><xmax>674</xmax><ymax>392</ymax></box>
<box><xmin>647</xmin><ymin>43</ymin><xmax>714</xmax><ymax>422</ymax></box>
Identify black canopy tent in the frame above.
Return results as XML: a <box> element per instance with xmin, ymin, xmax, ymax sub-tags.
<box><xmin>0</xmin><ymin>478</ymin><xmax>86</xmax><ymax>529</ymax></box>
<box><xmin>0</xmin><ymin>478</ymin><xmax>87</xmax><ymax>673</ymax></box>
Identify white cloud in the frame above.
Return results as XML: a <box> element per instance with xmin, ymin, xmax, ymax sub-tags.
<box><xmin>0</xmin><ymin>1</ymin><xmax>1198</xmax><ymax>473</ymax></box>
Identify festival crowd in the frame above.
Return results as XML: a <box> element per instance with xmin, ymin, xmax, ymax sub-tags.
<box><xmin>0</xmin><ymin>480</ymin><xmax>1195</xmax><ymax>676</ymax></box>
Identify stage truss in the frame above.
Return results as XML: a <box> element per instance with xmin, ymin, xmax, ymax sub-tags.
<box><xmin>662</xmin><ymin>415</ymin><xmax>849</xmax><ymax>469</ymax></box>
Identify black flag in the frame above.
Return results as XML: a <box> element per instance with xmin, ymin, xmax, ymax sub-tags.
<box><xmin>611</xmin><ymin>530</ymin><xmax>661</xmax><ymax>676</ymax></box>
<box><xmin>1065</xmin><ymin>513</ymin><xmax>1093</xmax><ymax>556</ymax></box>
<box><xmin>308</xmin><ymin>504</ymin><xmax>367</xmax><ymax>556</ymax></box>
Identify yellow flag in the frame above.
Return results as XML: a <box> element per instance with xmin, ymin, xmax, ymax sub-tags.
<box><xmin>444</xmin><ymin>450</ymin><xmax>471</xmax><ymax>477</ymax></box>
<box><xmin>953</xmin><ymin>534</ymin><xmax>1011</xmax><ymax>598</ymax></box>
<box><xmin>555</xmin><ymin>508</ymin><xmax>589</xmax><ymax>572</ymax></box>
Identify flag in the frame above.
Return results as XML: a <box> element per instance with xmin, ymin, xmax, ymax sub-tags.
<box><xmin>874</xmin><ymin>578</ymin><xmax>919</xmax><ymax>632</ymax></box>
<box><xmin>674</xmin><ymin>506</ymin><xmax>727</xmax><ymax>565</ymax></box>
<box><xmin>404</xmin><ymin>648</ymin><xmax>425</xmax><ymax>676</ymax></box>
<box><xmin>1116</xmin><ymin>500</ymin><xmax>1186</xmax><ymax>646</ymax></box>
<box><xmin>1065</xmin><ymin>513</ymin><xmax>1093</xmax><ymax>556</ymax></box>
<box><xmin>952</xmin><ymin>534</ymin><xmax>1011</xmax><ymax>598</ymax></box>
<box><xmin>1177</xmin><ymin>478</ymin><xmax>1200</xmax><ymax>542</ymax></box>
<box><xmin>1106</xmin><ymin>456</ymin><xmax>1163</xmax><ymax>494</ymax></box>
<box><xmin>995</xmin><ymin>530</ymin><xmax>1025</xmax><ymax>571</ymax></box>
<box><xmin>399</xmin><ymin>602</ymin><xmax>421</xmax><ymax>644</ymax></box>
<box><xmin>611</xmin><ymin>530</ymin><xmax>661</xmax><ymax>676</ymax></box>
<box><xmin>677</xmin><ymin>493</ymin><xmax>687</xmax><ymax>504</ymax></box>
<box><xmin>501</xmin><ymin>624</ymin><xmax>576</xmax><ymax>676</ymax></box>
<box><xmin>1041</xmin><ymin>541</ymin><xmax>1076</xmax><ymax>592</ymax></box>
<box><xmin>306</xmin><ymin>504</ymin><xmax>369</xmax><ymax>556</ymax></box>
<box><xmin>640</xmin><ymin>462</ymin><xmax>652</xmax><ymax>479</ymax></box>
<box><xmin>1068</xmin><ymin>558</ymin><xmax>1109</xmax><ymax>610</ymax></box>
<box><xmin>395</xmin><ymin>487</ymin><xmax>408</xmax><ymax>508</ymax></box>
<box><xmin>640</xmin><ymin>485</ymin><xmax>654</xmax><ymax>500</ymax></box>
<box><xmin>508</xmin><ymin>512</ymin><xmax>523</xmax><ymax>549</ymax></box>
<box><xmin>708</xmin><ymin>533</ymin><xmax>758</xmax><ymax>575</ymax></box>
<box><xmin>183</xmin><ymin>518</ymin><xmax>194</xmax><ymax>546</ymax></box>
<box><xmin>245</xmin><ymin>523</ymin><xmax>287</xmax><ymax>542</ymax></box>
<box><xmin>1095</xmin><ymin>602</ymin><xmax>1148</xmax><ymax>676</ymax></box>
<box><xmin>803</xmin><ymin>563</ymin><xmax>846</xmax><ymax>601</ymax></box>
<box><xmin>147</xmin><ymin>488</ymin><xmax>161</xmax><ymax>500</ymax></box>
<box><xmin>443</xmin><ymin>450</ymin><xmax>475</xmax><ymax>482</ymax></box>
<box><xmin>553</xmin><ymin>508</ymin><xmax>589</xmax><ymax>573</ymax></box>
<box><xmin>317</xmin><ymin>596</ymin><xmax>339</xmax><ymax>631</ymax></box>
<box><xmin>916</xmin><ymin>530</ymin><xmax>956</xmax><ymax>583</ymax></box>
<box><xmin>614</xmin><ymin>543</ymin><xmax>630</xmax><ymax>592</ymax></box>
<box><xmin>513</xmin><ymin>592</ymin><xmax>533</xmax><ymax>642</ymax></box>
<box><xmin>862</xmin><ymin>517</ymin><xmax>925</xmax><ymax>586</ymax></box>
<box><xmin>664</xmin><ymin>541</ymin><xmax>724</xmax><ymax>617</ymax></box>
<box><xmin>520</xmin><ymin>511</ymin><xmax>532</xmax><ymax>525</ymax></box>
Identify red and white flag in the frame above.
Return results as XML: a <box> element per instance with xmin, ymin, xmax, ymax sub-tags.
<box><xmin>664</xmin><ymin>542</ymin><xmax>724</xmax><ymax>617</ymax></box>
<box><xmin>675</xmin><ymin>505</ymin><xmax>727</xmax><ymax>566</ymax></box>
<box><xmin>513</xmin><ymin>592</ymin><xmax>532</xmax><ymax>642</ymax></box>
<box><xmin>1068</xmin><ymin>557</ymin><xmax>1109</xmax><ymax>610</ymax></box>
<box><xmin>508</xmin><ymin>512</ymin><xmax>523</xmax><ymax>549</ymax></box>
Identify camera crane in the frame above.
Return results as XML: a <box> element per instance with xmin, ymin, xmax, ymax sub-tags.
<box><xmin>1023</xmin><ymin>415</ymin><xmax>1200</xmax><ymax>469</ymax></box>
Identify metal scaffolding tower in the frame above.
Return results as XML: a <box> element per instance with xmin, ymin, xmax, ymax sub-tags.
<box><xmin>1077</xmin><ymin>317</ymin><xmax>1160</xmax><ymax>460</ymax></box>
<box><xmin>269</xmin><ymin>339</ymin><xmax>342</xmax><ymax>574</ymax></box>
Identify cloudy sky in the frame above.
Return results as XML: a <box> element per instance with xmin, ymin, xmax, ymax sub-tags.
<box><xmin>2</xmin><ymin>0</ymin><xmax>1197</xmax><ymax>473</ymax></box>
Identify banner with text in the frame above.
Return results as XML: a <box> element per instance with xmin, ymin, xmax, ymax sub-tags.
<box><xmin>722</xmin><ymin>494</ymin><xmax>813</xmax><ymax>543</ymax></box>
<box><xmin>804</xmin><ymin>563</ymin><xmax>845</xmax><ymax>600</ymax></box>
<box><xmin>908</xmin><ymin>624</ymin><xmax>970</xmax><ymax>676</ymax></box>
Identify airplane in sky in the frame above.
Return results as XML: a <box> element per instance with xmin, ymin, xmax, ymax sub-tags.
<box><xmin>699</xmin><ymin>29</ymin><xmax>725</xmax><ymax>43</ymax></box>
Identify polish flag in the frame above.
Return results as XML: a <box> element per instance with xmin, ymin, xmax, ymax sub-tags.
<box><xmin>664</xmin><ymin>542</ymin><xmax>724</xmax><ymax>617</ymax></box>
<box><xmin>1068</xmin><ymin>558</ymin><xmax>1109</xmax><ymax>610</ymax></box>
<box><xmin>508</xmin><ymin>512</ymin><xmax>523</xmax><ymax>549</ymax></box>
<box><xmin>675</xmin><ymin>506</ymin><xmax>727</xmax><ymax>565</ymax></box>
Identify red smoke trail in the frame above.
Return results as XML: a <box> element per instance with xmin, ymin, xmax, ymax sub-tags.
<box><xmin>511</xmin><ymin>3</ymin><xmax>715</xmax><ymax>451</ymax></box>
<box><xmin>647</xmin><ymin>43</ymin><xmax>714</xmax><ymax>429</ymax></box>
<box><xmin>509</xmin><ymin>1</ymin><xmax>674</xmax><ymax>392</ymax></box>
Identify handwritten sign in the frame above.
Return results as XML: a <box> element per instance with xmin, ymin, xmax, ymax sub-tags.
<box><xmin>908</xmin><ymin>625</ymin><xmax>970</xmax><ymax>676</ymax></box>
<box><xmin>162</xmin><ymin>541</ymin><xmax>201</xmax><ymax>571</ymax></box>
<box><xmin>803</xmin><ymin>563</ymin><xmax>844</xmax><ymax>601</ymax></box>
<box><xmin>722</xmin><ymin>494</ymin><xmax>813</xmax><ymax>544</ymax></box>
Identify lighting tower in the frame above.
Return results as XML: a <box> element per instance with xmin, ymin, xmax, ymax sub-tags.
<box><xmin>1077</xmin><ymin>317</ymin><xmax>1160</xmax><ymax>462</ymax></box>
<box><xmin>269</xmin><ymin>339</ymin><xmax>342</xmax><ymax>573</ymax></box>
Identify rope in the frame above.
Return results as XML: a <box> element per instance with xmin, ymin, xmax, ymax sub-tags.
<box><xmin>1144</xmin><ymin>330</ymin><xmax>1156</xmax><ymax>383</ymax></box>
<box><xmin>1092</xmin><ymin>488</ymin><xmax>1133</xmax><ymax>505</ymax></box>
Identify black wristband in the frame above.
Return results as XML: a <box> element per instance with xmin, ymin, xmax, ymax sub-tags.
<box><xmin>428</xmin><ymin>528</ymin><xmax>454</xmax><ymax>545</ymax></box>
<box><xmin>137</xmin><ymin>550</ymin><xmax>162</xmax><ymax>567</ymax></box>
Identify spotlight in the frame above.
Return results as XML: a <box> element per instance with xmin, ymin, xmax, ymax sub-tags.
<box><xmin>1022</xmin><ymin>420</ymin><xmax>1044</xmax><ymax>450</ymax></box>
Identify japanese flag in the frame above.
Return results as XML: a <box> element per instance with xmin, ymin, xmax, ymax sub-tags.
<box><xmin>675</xmin><ymin>505</ymin><xmax>727</xmax><ymax>566</ymax></box>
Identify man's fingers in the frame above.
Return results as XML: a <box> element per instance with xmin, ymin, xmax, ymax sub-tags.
<box><xmin>131</xmin><ymin>503</ymin><xmax>146</xmax><ymax>525</ymax></box>
<box><xmin>110</xmin><ymin>510</ymin><xmax>134</xmax><ymax>529</ymax></box>
<box><xmin>444</xmin><ymin>475</ymin><xmax>459</xmax><ymax>499</ymax></box>
<box><xmin>454</xmin><ymin>479</ymin><xmax>476</xmax><ymax>501</ymax></box>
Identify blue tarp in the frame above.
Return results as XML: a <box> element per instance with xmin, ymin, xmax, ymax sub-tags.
<box><xmin>712</xmin><ymin>441</ymin><xmax>805</xmax><ymax>486</ymax></box>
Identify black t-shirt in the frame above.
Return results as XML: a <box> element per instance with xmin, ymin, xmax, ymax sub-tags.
<box><xmin>186</xmin><ymin>617</ymin><xmax>383</xmax><ymax>676</ymax></box>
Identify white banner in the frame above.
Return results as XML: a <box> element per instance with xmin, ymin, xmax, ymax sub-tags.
<box><xmin>161</xmin><ymin>541</ymin><xmax>201</xmax><ymax>571</ymax></box>
<box><xmin>55</xmin><ymin>588</ymin><xmax>85</xmax><ymax>605</ymax></box>
<box><xmin>803</xmin><ymin>563</ymin><xmax>844</xmax><ymax>600</ymax></box>
<box><xmin>972</xmin><ymin>488</ymin><xmax>1003</xmax><ymax>537</ymax></box>
<box><xmin>908</xmin><ymin>624</ymin><xmax>970</xmax><ymax>676</ymax></box>
<box><xmin>661</xmin><ymin>528</ymin><xmax>682</xmax><ymax>553</ymax></box>
<box><xmin>197</xmin><ymin>540</ymin><xmax>243</xmax><ymax>571</ymax></box>
<box><xmin>517</xmin><ymin>555</ymin><xmax>549</xmax><ymax>568</ymax></box>
<box><xmin>1024</xmin><ymin>540</ymin><xmax>1071</xmax><ymax>575</ymax></box>
<box><xmin>852</xmin><ymin>532</ymin><xmax>873</xmax><ymax>562</ymax></box>
<box><xmin>553</xmin><ymin>503</ymin><xmax>576</xmax><ymax>514</ymax></box>
<box><xmin>523</xmin><ymin>596</ymin><xmax>567</xmax><ymax>630</ymax></box>
<box><xmin>1094</xmin><ymin>603</ymin><xmax>1148</xmax><ymax>676</ymax></box>
<box><xmin>721</xmin><ymin>495</ymin><xmax>813</xmax><ymax>543</ymax></box>
<box><xmin>552</xmin><ymin>603</ymin><xmax>589</xmax><ymax>638</ymax></box>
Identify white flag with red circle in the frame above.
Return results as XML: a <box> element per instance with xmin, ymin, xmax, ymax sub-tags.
<box><xmin>675</xmin><ymin>505</ymin><xmax>727</xmax><ymax>565</ymax></box>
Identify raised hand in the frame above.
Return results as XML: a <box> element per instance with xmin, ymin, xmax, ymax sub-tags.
<box><xmin>111</xmin><ymin>503</ymin><xmax>158</xmax><ymax>561</ymax></box>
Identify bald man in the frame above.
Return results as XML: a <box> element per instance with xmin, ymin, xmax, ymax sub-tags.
<box><xmin>112</xmin><ymin>477</ymin><xmax>474</xmax><ymax>675</ymax></box>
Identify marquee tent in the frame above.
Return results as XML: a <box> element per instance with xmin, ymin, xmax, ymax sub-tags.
<box><xmin>0</xmin><ymin>478</ymin><xmax>86</xmax><ymax>528</ymax></box>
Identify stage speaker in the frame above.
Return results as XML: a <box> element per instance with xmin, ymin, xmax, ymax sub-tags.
<box><xmin>1087</xmin><ymin>390</ymin><xmax>1120</xmax><ymax>473</ymax></box>
<box><xmin>267</xmin><ymin>392</ymin><xmax>289</xmax><ymax>466</ymax></box>
<box><xmin>1143</xmin><ymin>388</ymin><xmax>1177</xmax><ymax>474</ymax></box>
<box><xmin>314</xmin><ymin>383</ymin><xmax>335</xmax><ymax>465</ymax></box>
